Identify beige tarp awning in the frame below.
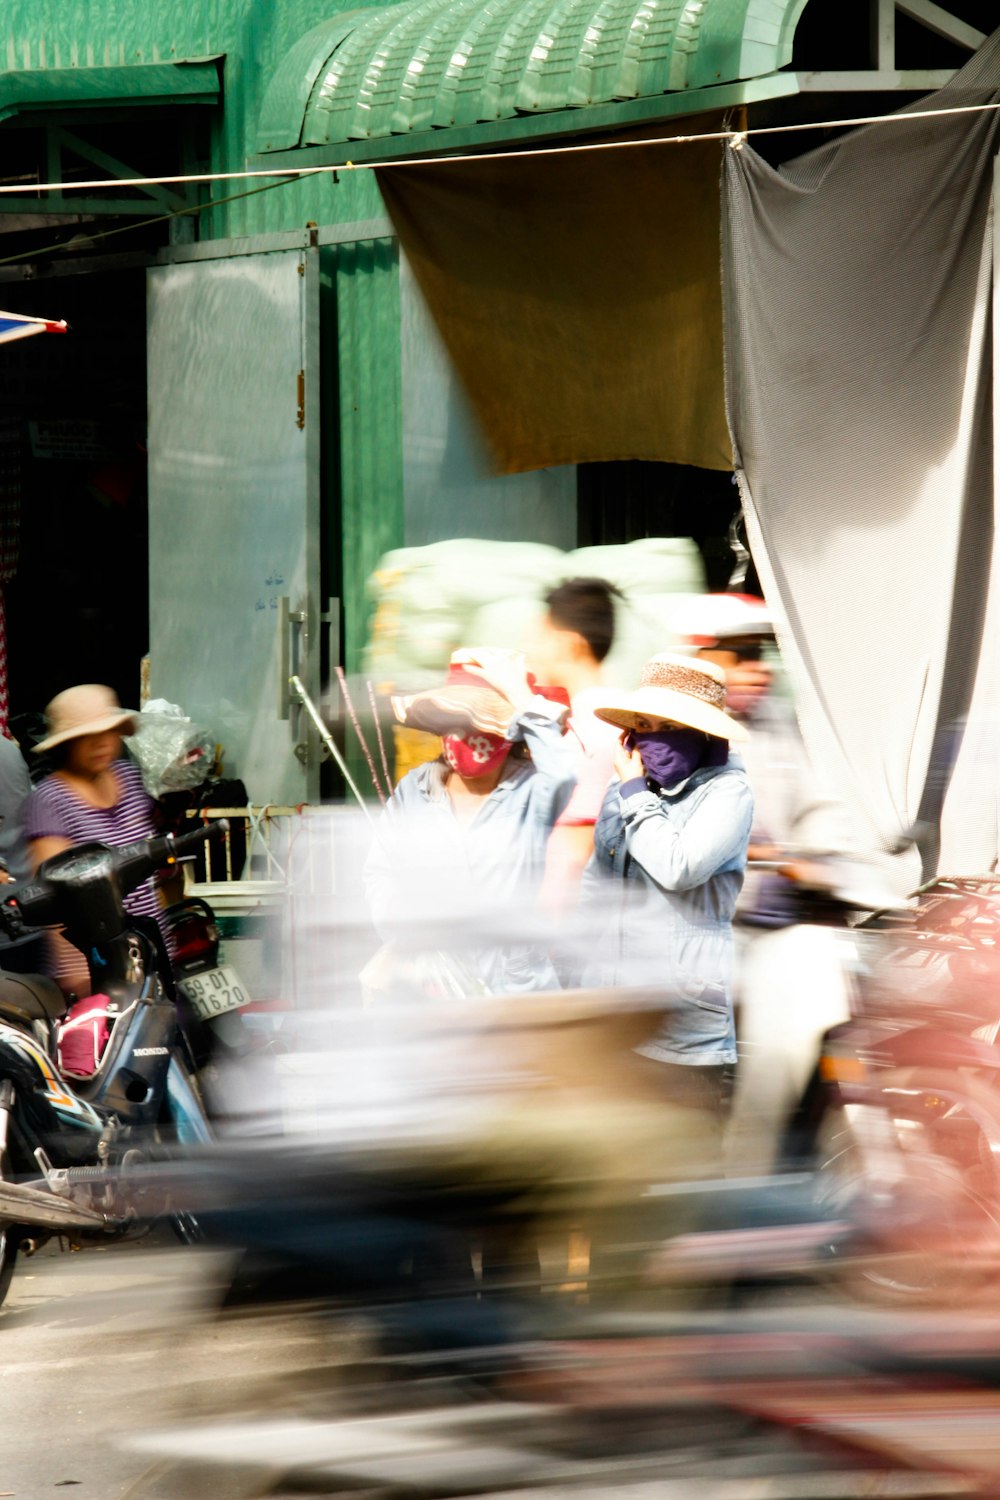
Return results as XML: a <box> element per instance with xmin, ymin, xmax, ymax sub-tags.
<box><xmin>377</xmin><ymin>119</ymin><xmax>732</xmax><ymax>475</ymax></box>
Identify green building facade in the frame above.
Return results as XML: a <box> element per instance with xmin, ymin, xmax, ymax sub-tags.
<box><xmin>0</xmin><ymin>0</ymin><xmax>984</xmax><ymax>800</ymax></box>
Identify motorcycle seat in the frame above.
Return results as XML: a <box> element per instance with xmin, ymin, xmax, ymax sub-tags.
<box><xmin>0</xmin><ymin>973</ymin><xmax>67</xmax><ymax>1028</ymax></box>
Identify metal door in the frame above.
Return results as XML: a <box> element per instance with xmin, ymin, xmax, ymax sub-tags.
<box><xmin>147</xmin><ymin>249</ymin><xmax>320</xmax><ymax>805</ymax></box>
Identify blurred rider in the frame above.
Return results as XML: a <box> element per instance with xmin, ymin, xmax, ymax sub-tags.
<box><xmin>668</xmin><ymin>597</ymin><xmax>866</xmax><ymax>1172</ymax></box>
<box><xmin>669</xmin><ymin>594</ymin><xmax>851</xmax><ymax>921</ymax></box>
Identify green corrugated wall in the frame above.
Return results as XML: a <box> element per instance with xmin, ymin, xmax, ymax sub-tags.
<box><xmin>0</xmin><ymin>0</ymin><xmax>388</xmax><ymax>239</ymax></box>
<box><xmin>326</xmin><ymin>238</ymin><xmax>404</xmax><ymax>675</ymax></box>
<box><xmin>0</xmin><ymin>0</ymin><xmax>806</xmax><ymax>686</ymax></box>
<box><xmin>0</xmin><ymin>0</ymin><xmax>401</xmax><ymax>678</ymax></box>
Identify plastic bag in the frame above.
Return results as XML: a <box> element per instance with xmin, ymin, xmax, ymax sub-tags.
<box><xmin>130</xmin><ymin>700</ymin><xmax>215</xmax><ymax>800</ymax></box>
<box><xmin>56</xmin><ymin>993</ymin><xmax>116</xmax><ymax>1079</ymax></box>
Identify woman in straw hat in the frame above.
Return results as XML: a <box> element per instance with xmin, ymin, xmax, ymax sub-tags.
<box><xmin>23</xmin><ymin>684</ymin><xmax>160</xmax><ymax>997</ymax></box>
<box><xmin>364</xmin><ymin>646</ymin><xmax>575</xmax><ymax>996</ymax></box>
<box><xmin>581</xmin><ymin>653</ymin><xmax>754</xmax><ymax>1129</ymax></box>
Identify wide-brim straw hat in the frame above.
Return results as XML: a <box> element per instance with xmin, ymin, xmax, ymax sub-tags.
<box><xmin>391</xmin><ymin>655</ymin><xmax>514</xmax><ymax>739</ymax></box>
<box><xmin>593</xmin><ymin>653</ymin><xmax>748</xmax><ymax>742</ymax></box>
<box><xmin>34</xmin><ymin>684</ymin><xmax>138</xmax><ymax>754</ymax></box>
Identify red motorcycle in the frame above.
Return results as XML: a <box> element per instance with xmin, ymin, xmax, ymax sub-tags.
<box><xmin>807</xmin><ymin>876</ymin><xmax>1000</xmax><ymax>1304</ymax></box>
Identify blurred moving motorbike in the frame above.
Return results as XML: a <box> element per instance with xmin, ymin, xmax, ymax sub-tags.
<box><xmin>793</xmin><ymin>875</ymin><xmax>1000</xmax><ymax>1304</ymax></box>
<box><xmin>126</xmin><ymin>979</ymin><xmax>855</xmax><ymax>1351</ymax></box>
<box><xmin>727</xmin><ymin>852</ymin><xmax>894</xmax><ymax>1177</ymax></box>
<box><xmin>0</xmin><ymin>819</ymin><xmax>234</xmax><ymax>1306</ymax></box>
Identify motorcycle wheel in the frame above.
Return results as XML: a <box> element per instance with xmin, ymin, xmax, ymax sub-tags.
<box><xmin>815</xmin><ymin>1077</ymin><xmax>1000</xmax><ymax>1307</ymax></box>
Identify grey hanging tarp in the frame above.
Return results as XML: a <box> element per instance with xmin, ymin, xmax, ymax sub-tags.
<box><xmin>723</xmin><ymin>30</ymin><xmax>1000</xmax><ymax>888</ymax></box>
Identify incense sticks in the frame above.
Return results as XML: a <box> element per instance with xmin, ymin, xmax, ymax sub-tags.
<box><xmin>366</xmin><ymin>679</ymin><xmax>393</xmax><ymax>797</ymax></box>
<box><xmin>336</xmin><ymin>666</ymin><xmax>387</xmax><ymax>805</ymax></box>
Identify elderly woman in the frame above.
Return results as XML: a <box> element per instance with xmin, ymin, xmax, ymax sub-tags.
<box><xmin>582</xmin><ymin>654</ymin><xmax>754</xmax><ymax>1129</ymax></box>
<box><xmin>24</xmin><ymin>683</ymin><xmax>160</xmax><ymax>997</ymax></box>
<box><xmin>364</xmin><ymin>647</ymin><xmax>575</xmax><ymax>996</ymax></box>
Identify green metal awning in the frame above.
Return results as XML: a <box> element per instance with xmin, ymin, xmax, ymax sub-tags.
<box><xmin>257</xmin><ymin>0</ymin><xmax>806</xmax><ymax>159</ymax></box>
<box><xmin>0</xmin><ymin>60</ymin><xmax>222</xmax><ymax>126</ymax></box>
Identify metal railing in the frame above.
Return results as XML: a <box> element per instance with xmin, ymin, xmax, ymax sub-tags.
<box><xmin>181</xmin><ymin>804</ymin><xmax>327</xmax><ymax>894</ymax></box>
<box><xmin>179</xmin><ymin>803</ymin><xmax>347</xmax><ymax>1007</ymax></box>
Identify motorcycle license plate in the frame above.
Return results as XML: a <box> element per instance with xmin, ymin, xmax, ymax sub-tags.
<box><xmin>178</xmin><ymin>965</ymin><xmax>251</xmax><ymax>1020</ymax></box>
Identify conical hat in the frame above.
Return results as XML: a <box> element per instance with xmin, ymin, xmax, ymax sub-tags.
<box><xmin>391</xmin><ymin>657</ymin><xmax>513</xmax><ymax>738</ymax></box>
<box><xmin>592</xmin><ymin>654</ymin><xmax>747</xmax><ymax>741</ymax></box>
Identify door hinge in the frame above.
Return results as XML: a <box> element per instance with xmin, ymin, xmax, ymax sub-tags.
<box><xmin>296</xmin><ymin>369</ymin><xmax>305</xmax><ymax>430</ymax></box>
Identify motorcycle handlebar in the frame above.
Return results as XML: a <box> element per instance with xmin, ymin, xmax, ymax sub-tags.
<box><xmin>0</xmin><ymin>819</ymin><xmax>231</xmax><ymax>934</ymax></box>
<box><xmin>112</xmin><ymin>819</ymin><xmax>231</xmax><ymax>899</ymax></box>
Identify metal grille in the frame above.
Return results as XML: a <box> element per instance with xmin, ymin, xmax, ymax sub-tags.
<box><xmin>181</xmin><ymin>804</ymin><xmax>331</xmax><ymax>902</ymax></box>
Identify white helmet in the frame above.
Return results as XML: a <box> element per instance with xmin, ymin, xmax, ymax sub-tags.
<box><xmin>668</xmin><ymin>592</ymin><xmax>774</xmax><ymax>649</ymax></box>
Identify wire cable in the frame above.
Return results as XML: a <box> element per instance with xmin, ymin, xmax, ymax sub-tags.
<box><xmin>0</xmin><ymin>172</ymin><xmax>301</xmax><ymax>268</ymax></box>
<box><xmin>0</xmin><ymin>94</ymin><xmax>996</xmax><ymax>269</ymax></box>
<box><xmin>0</xmin><ymin>95</ymin><xmax>995</xmax><ymax>196</ymax></box>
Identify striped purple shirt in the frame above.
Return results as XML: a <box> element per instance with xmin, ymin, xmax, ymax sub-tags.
<box><xmin>24</xmin><ymin>759</ymin><xmax>162</xmax><ymax>933</ymax></box>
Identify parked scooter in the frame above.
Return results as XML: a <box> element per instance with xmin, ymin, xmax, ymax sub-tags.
<box><xmin>0</xmin><ymin>820</ymin><xmax>230</xmax><ymax>1306</ymax></box>
<box><xmin>798</xmin><ymin>876</ymin><xmax>1000</xmax><ymax>1304</ymax></box>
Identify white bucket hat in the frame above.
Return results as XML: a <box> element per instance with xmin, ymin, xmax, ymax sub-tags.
<box><xmin>592</xmin><ymin>653</ymin><xmax>748</xmax><ymax>742</ymax></box>
<box><xmin>34</xmin><ymin>684</ymin><xmax>137</xmax><ymax>754</ymax></box>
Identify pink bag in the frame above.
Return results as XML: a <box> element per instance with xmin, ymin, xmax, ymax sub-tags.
<box><xmin>56</xmin><ymin>994</ymin><xmax>115</xmax><ymax>1079</ymax></box>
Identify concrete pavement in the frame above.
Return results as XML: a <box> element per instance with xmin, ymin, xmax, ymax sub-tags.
<box><xmin>0</xmin><ymin>1235</ymin><xmax>996</xmax><ymax>1499</ymax></box>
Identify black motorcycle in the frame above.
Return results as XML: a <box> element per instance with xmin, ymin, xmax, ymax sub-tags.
<box><xmin>0</xmin><ymin>819</ymin><xmax>229</xmax><ymax>1306</ymax></box>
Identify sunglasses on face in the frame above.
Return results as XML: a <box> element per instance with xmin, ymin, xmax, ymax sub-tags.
<box><xmin>724</xmin><ymin>639</ymin><xmax>764</xmax><ymax>662</ymax></box>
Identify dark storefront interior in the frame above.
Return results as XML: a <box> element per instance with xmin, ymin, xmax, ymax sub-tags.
<box><xmin>577</xmin><ymin>462</ymin><xmax>752</xmax><ymax>594</ymax></box>
<box><xmin>0</xmin><ymin>272</ymin><xmax>149</xmax><ymax>744</ymax></box>
<box><xmin>0</xmin><ymin>107</ymin><xmax>204</xmax><ymax>743</ymax></box>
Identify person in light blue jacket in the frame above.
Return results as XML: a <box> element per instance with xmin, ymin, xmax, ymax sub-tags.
<box><xmin>581</xmin><ymin>653</ymin><xmax>754</xmax><ymax>1120</ymax></box>
<box><xmin>364</xmin><ymin>647</ymin><xmax>575</xmax><ymax>996</ymax></box>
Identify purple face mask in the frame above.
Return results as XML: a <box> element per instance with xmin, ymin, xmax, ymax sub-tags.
<box><xmin>627</xmin><ymin>726</ymin><xmax>727</xmax><ymax>788</ymax></box>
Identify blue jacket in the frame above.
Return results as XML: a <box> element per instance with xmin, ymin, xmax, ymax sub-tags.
<box><xmin>581</xmin><ymin>757</ymin><xmax>754</xmax><ymax>1066</ymax></box>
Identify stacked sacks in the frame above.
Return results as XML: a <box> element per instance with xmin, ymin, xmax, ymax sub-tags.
<box><xmin>364</xmin><ymin>536</ymin><xmax>707</xmax><ymax>779</ymax></box>
<box><xmin>560</xmin><ymin>539</ymin><xmax>704</xmax><ymax>597</ymax></box>
<box><xmin>464</xmin><ymin>542</ymin><xmax>710</xmax><ymax>687</ymax></box>
<box><xmin>366</xmin><ymin>539</ymin><xmax>565</xmax><ymax>692</ymax></box>
<box><xmin>366</xmin><ymin>540</ymin><xmax>564</xmax><ymax>781</ymax></box>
